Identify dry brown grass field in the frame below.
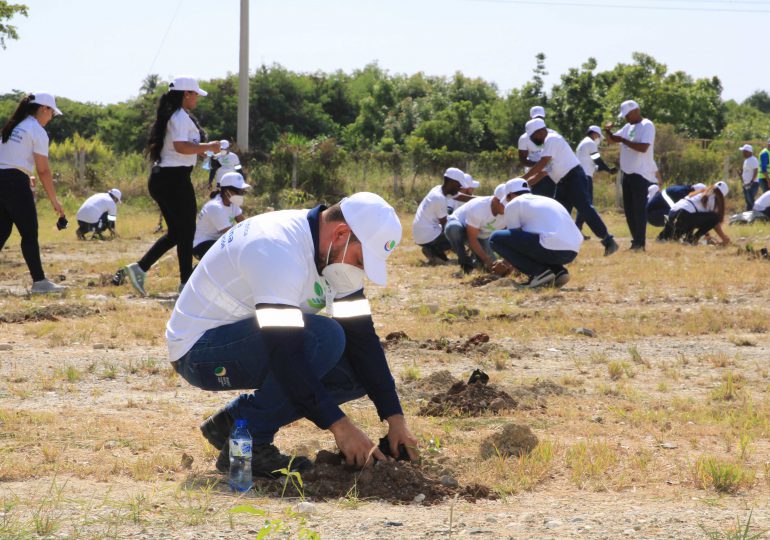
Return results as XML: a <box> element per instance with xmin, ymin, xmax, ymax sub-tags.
<box><xmin>1</xmin><ymin>204</ymin><xmax>769</xmax><ymax>539</ymax></box>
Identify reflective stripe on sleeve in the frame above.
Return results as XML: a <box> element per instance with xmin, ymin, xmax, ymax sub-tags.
<box><xmin>255</xmin><ymin>308</ymin><xmax>305</xmax><ymax>328</ymax></box>
<box><xmin>330</xmin><ymin>298</ymin><xmax>372</xmax><ymax>318</ymax></box>
<box><xmin>661</xmin><ymin>189</ymin><xmax>675</xmax><ymax>209</ymax></box>
<box><xmin>590</xmin><ymin>152</ymin><xmax>601</xmax><ymax>160</ymax></box>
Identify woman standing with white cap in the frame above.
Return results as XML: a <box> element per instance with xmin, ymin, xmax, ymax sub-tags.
<box><xmin>0</xmin><ymin>93</ymin><xmax>67</xmax><ymax>293</ymax></box>
<box><xmin>660</xmin><ymin>182</ymin><xmax>731</xmax><ymax>245</ymax></box>
<box><xmin>123</xmin><ymin>77</ymin><xmax>226</xmax><ymax>296</ymax></box>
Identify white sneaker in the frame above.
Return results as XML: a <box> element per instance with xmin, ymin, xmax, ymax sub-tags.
<box><xmin>125</xmin><ymin>263</ymin><xmax>147</xmax><ymax>296</ymax></box>
<box><xmin>31</xmin><ymin>279</ymin><xmax>67</xmax><ymax>294</ymax></box>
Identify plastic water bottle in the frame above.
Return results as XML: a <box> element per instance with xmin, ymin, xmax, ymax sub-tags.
<box><xmin>201</xmin><ymin>150</ymin><xmax>214</xmax><ymax>170</ymax></box>
<box><xmin>228</xmin><ymin>419</ymin><xmax>253</xmax><ymax>492</ymax></box>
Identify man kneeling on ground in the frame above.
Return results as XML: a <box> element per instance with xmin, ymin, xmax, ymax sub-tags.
<box><xmin>167</xmin><ymin>192</ymin><xmax>419</xmax><ymax>477</ymax></box>
<box><xmin>490</xmin><ymin>179</ymin><xmax>583</xmax><ymax>289</ymax></box>
<box><xmin>75</xmin><ymin>188</ymin><xmax>121</xmax><ymax>240</ymax></box>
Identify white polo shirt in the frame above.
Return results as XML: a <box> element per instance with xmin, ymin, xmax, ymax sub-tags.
<box><xmin>742</xmin><ymin>155</ymin><xmax>759</xmax><ymax>186</ymax></box>
<box><xmin>540</xmin><ymin>132</ymin><xmax>581</xmax><ymax>182</ymax></box>
<box><xmin>412</xmin><ymin>185</ymin><xmax>449</xmax><ymax>244</ymax></box>
<box><xmin>76</xmin><ymin>193</ymin><xmax>117</xmax><ymax>223</ymax></box>
<box><xmin>159</xmin><ymin>109</ymin><xmax>200</xmax><ymax>167</ymax></box>
<box><xmin>448</xmin><ymin>196</ymin><xmax>506</xmax><ymax>239</ymax></box>
<box><xmin>614</xmin><ymin>119</ymin><xmax>656</xmax><ymax>182</ymax></box>
<box><xmin>576</xmin><ymin>136</ymin><xmax>599</xmax><ymax>177</ymax></box>
<box><xmin>503</xmin><ymin>194</ymin><xmax>583</xmax><ymax>253</ymax></box>
<box><xmin>167</xmin><ymin>209</ymin><xmax>337</xmax><ymax>361</ymax></box>
<box><xmin>671</xmin><ymin>192</ymin><xmax>715</xmax><ymax>214</ymax></box>
<box><xmin>519</xmin><ymin>131</ymin><xmax>554</xmax><ymax>173</ymax></box>
<box><xmin>193</xmin><ymin>195</ymin><xmax>243</xmax><ymax>247</ymax></box>
<box><xmin>0</xmin><ymin>116</ymin><xmax>49</xmax><ymax>176</ymax></box>
<box><xmin>753</xmin><ymin>191</ymin><xmax>770</xmax><ymax>212</ymax></box>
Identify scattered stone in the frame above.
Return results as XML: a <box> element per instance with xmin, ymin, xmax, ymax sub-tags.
<box><xmin>545</xmin><ymin>520</ymin><xmax>563</xmax><ymax>529</ymax></box>
<box><xmin>572</xmin><ymin>327</ymin><xmax>596</xmax><ymax>337</ymax></box>
<box><xmin>439</xmin><ymin>475</ymin><xmax>458</xmax><ymax>488</ymax></box>
<box><xmin>93</xmin><ymin>343</ymin><xmax>106</xmax><ymax>350</ymax></box>
<box><xmin>384</xmin><ymin>521</ymin><xmax>403</xmax><ymax>527</ymax></box>
<box><xmin>660</xmin><ymin>442</ymin><xmax>678</xmax><ymax>449</ymax></box>
<box><xmin>181</xmin><ymin>452</ymin><xmax>194</xmax><ymax>469</ymax></box>
<box><xmin>489</xmin><ymin>397</ymin><xmax>507</xmax><ymax>412</ymax></box>
<box><xmin>294</xmin><ymin>501</ymin><xmax>316</xmax><ymax>515</ymax></box>
<box><xmin>479</xmin><ymin>424</ymin><xmax>539</xmax><ymax>459</ymax></box>
<box><xmin>413</xmin><ymin>493</ymin><xmax>426</xmax><ymax>504</ymax></box>
<box><xmin>592</xmin><ymin>415</ymin><xmax>604</xmax><ymax>423</ymax></box>
<box><xmin>442</xmin><ymin>305</ymin><xmax>480</xmax><ymax>321</ymax></box>
<box><xmin>0</xmin><ymin>344</ymin><xmax>12</xmax><ymax>351</ymax></box>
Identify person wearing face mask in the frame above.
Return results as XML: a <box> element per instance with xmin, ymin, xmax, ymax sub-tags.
<box><xmin>166</xmin><ymin>192</ymin><xmax>419</xmax><ymax>478</ymax></box>
<box><xmin>192</xmin><ymin>172</ymin><xmax>248</xmax><ymax>260</ymax></box>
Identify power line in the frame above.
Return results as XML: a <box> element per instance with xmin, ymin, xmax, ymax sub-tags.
<box><xmin>147</xmin><ymin>0</ymin><xmax>185</xmax><ymax>75</ymax></box>
<box><xmin>471</xmin><ymin>0</ymin><xmax>770</xmax><ymax>13</ymax></box>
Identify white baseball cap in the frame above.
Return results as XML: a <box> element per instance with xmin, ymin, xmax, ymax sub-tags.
<box><xmin>715</xmin><ymin>181</ymin><xmax>729</xmax><ymax>196</ymax></box>
<box><xmin>30</xmin><ymin>93</ymin><xmax>62</xmax><ymax>116</ymax></box>
<box><xmin>340</xmin><ymin>192</ymin><xmax>402</xmax><ymax>286</ymax></box>
<box><xmin>108</xmin><ymin>188</ymin><xmax>122</xmax><ymax>203</ymax></box>
<box><xmin>620</xmin><ymin>100</ymin><xmax>640</xmax><ymax>118</ymax></box>
<box><xmin>506</xmin><ymin>177</ymin><xmax>530</xmax><ymax>195</ymax></box>
<box><xmin>463</xmin><ymin>173</ymin><xmax>480</xmax><ymax>189</ymax></box>
<box><xmin>217</xmin><ymin>152</ymin><xmax>242</xmax><ymax>170</ymax></box>
<box><xmin>692</xmin><ymin>183</ymin><xmax>707</xmax><ymax>191</ymax></box>
<box><xmin>169</xmin><ymin>76</ymin><xmax>208</xmax><ymax>96</ymax></box>
<box><xmin>740</xmin><ymin>144</ymin><xmax>754</xmax><ymax>153</ymax></box>
<box><xmin>647</xmin><ymin>184</ymin><xmax>659</xmax><ymax>200</ymax></box>
<box><xmin>588</xmin><ymin>125</ymin><xmax>603</xmax><ymax>138</ymax></box>
<box><xmin>443</xmin><ymin>167</ymin><xmax>465</xmax><ymax>184</ymax></box>
<box><xmin>525</xmin><ymin>118</ymin><xmax>546</xmax><ymax>138</ymax></box>
<box><xmin>493</xmin><ymin>183</ymin><xmax>509</xmax><ymax>203</ymax></box>
<box><xmin>219</xmin><ymin>171</ymin><xmax>250</xmax><ymax>190</ymax></box>
<box><xmin>530</xmin><ymin>106</ymin><xmax>546</xmax><ymax>119</ymax></box>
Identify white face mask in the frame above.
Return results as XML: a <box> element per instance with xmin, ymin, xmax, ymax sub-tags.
<box><xmin>321</xmin><ymin>233</ymin><xmax>365</xmax><ymax>297</ymax></box>
<box><xmin>228</xmin><ymin>194</ymin><xmax>244</xmax><ymax>207</ymax></box>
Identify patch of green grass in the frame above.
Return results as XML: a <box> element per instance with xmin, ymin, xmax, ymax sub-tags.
<box><xmin>565</xmin><ymin>440</ymin><xmax>618</xmax><ymax>490</ymax></box>
<box><xmin>692</xmin><ymin>455</ymin><xmax>755</xmax><ymax>494</ymax></box>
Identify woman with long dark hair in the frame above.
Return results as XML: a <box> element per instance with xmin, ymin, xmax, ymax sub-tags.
<box><xmin>0</xmin><ymin>92</ymin><xmax>67</xmax><ymax>293</ymax></box>
<box><xmin>661</xmin><ymin>181</ymin><xmax>731</xmax><ymax>245</ymax></box>
<box><xmin>124</xmin><ymin>77</ymin><xmax>224</xmax><ymax>295</ymax></box>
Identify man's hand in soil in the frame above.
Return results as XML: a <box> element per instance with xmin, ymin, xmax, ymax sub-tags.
<box><xmin>330</xmin><ymin>416</ymin><xmax>386</xmax><ymax>467</ymax></box>
<box><xmin>386</xmin><ymin>414</ymin><xmax>420</xmax><ymax>461</ymax></box>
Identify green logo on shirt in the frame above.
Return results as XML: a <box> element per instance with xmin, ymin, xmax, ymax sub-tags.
<box><xmin>307</xmin><ymin>281</ymin><xmax>326</xmax><ymax>309</ymax></box>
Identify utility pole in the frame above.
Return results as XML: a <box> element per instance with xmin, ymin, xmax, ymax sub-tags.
<box><xmin>237</xmin><ymin>0</ymin><xmax>249</xmax><ymax>150</ymax></box>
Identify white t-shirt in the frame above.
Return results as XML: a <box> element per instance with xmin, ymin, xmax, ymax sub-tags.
<box><xmin>519</xmin><ymin>131</ymin><xmax>553</xmax><ymax>173</ymax></box>
<box><xmin>614</xmin><ymin>119</ymin><xmax>656</xmax><ymax>182</ymax></box>
<box><xmin>753</xmin><ymin>191</ymin><xmax>770</xmax><ymax>212</ymax></box>
<box><xmin>671</xmin><ymin>192</ymin><xmax>715</xmax><ymax>214</ymax></box>
<box><xmin>76</xmin><ymin>193</ymin><xmax>117</xmax><ymax>223</ymax></box>
<box><xmin>503</xmin><ymin>193</ymin><xmax>583</xmax><ymax>253</ymax></box>
<box><xmin>167</xmin><ymin>209</ymin><xmax>340</xmax><ymax>361</ymax></box>
<box><xmin>742</xmin><ymin>156</ymin><xmax>759</xmax><ymax>186</ymax></box>
<box><xmin>193</xmin><ymin>194</ymin><xmax>243</xmax><ymax>247</ymax></box>
<box><xmin>412</xmin><ymin>185</ymin><xmax>449</xmax><ymax>244</ymax></box>
<box><xmin>159</xmin><ymin>109</ymin><xmax>200</xmax><ymax>167</ymax></box>
<box><xmin>448</xmin><ymin>196</ymin><xmax>506</xmax><ymax>239</ymax></box>
<box><xmin>540</xmin><ymin>132</ymin><xmax>581</xmax><ymax>182</ymax></box>
<box><xmin>576</xmin><ymin>136</ymin><xmax>599</xmax><ymax>177</ymax></box>
<box><xmin>0</xmin><ymin>116</ymin><xmax>49</xmax><ymax>176</ymax></box>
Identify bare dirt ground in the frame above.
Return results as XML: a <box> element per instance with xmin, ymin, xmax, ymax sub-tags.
<box><xmin>1</xmin><ymin>211</ymin><xmax>770</xmax><ymax>539</ymax></box>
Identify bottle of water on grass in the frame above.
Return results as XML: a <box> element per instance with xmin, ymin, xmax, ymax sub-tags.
<box><xmin>229</xmin><ymin>419</ymin><xmax>253</xmax><ymax>492</ymax></box>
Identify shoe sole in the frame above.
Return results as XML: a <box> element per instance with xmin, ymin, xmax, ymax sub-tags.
<box><xmin>554</xmin><ymin>273</ymin><xmax>570</xmax><ymax>288</ymax></box>
<box><xmin>125</xmin><ymin>266</ymin><xmax>147</xmax><ymax>297</ymax></box>
<box><xmin>604</xmin><ymin>243</ymin><xmax>619</xmax><ymax>257</ymax></box>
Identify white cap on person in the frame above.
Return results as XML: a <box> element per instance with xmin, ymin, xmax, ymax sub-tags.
<box><xmin>463</xmin><ymin>173</ymin><xmax>480</xmax><ymax>189</ymax></box>
<box><xmin>692</xmin><ymin>182</ymin><xmax>707</xmax><ymax>191</ymax></box>
<box><xmin>219</xmin><ymin>171</ymin><xmax>250</xmax><ymax>190</ymax></box>
<box><xmin>217</xmin><ymin>152</ymin><xmax>242</xmax><ymax>170</ymax></box>
<box><xmin>620</xmin><ymin>100</ymin><xmax>640</xmax><ymax>118</ymax></box>
<box><xmin>715</xmin><ymin>181</ymin><xmax>729</xmax><ymax>196</ymax></box>
<box><xmin>530</xmin><ymin>106</ymin><xmax>546</xmax><ymax>119</ymax></box>
<box><xmin>444</xmin><ymin>167</ymin><xmax>465</xmax><ymax>184</ymax></box>
<box><xmin>647</xmin><ymin>184</ymin><xmax>659</xmax><ymax>200</ymax></box>
<box><xmin>588</xmin><ymin>125</ymin><xmax>603</xmax><ymax>139</ymax></box>
<box><xmin>740</xmin><ymin>144</ymin><xmax>753</xmax><ymax>153</ymax></box>
<box><xmin>525</xmin><ymin>118</ymin><xmax>546</xmax><ymax>137</ymax></box>
<box><xmin>340</xmin><ymin>192</ymin><xmax>402</xmax><ymax>286</ymax></box>
<box><xmin>108</xmin><ymin>188</ymin><xmax>122</xmax><ymax>203</ymax></box>
<box><xmin>169</xmin><ymin>76</ymin><xmax>208</xmax><ymax>96</ymax></box>
<box><xmin>493</xmin><ymin>183</ymin><xmax>509</xmax><ymax>204</ymax></box>
<box><xmin>506</xmin><ymin>177</ymin><xmax>531</xmax><ymax>195</ymax></box>
<box><xmin>30</xmin><ymin>93</ymin><xmax>62</xmax><ymax>116</ymax></box>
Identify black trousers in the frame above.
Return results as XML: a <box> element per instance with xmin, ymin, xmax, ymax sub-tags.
<box><xmin>78</xmin><ymin>211</ymin><xmax>111</xmax><ymax>235</ymax></box>
<box><xmin>574</xmin><ymin>175</ymin><xmax>593</xmax><ymax>230</ymax></box>
<box><xmin>555</xmin><ymin>166</ymin><xmax>609</xmax><ymax>239</ymax></box>
<box><xmin>138</xmin><ymin>166</ymin><xmax>197</xmax><ymax>284</ymax></box>
<box><xmin>0</xmin><ymin>168</ymin><xmax>45</xmax><ymax>281</ymax></box>
<box><xmin>193</xmin><ymin>240</ymin><xmax>216</xmax><ymax>261</ymax></box>
<box><xmin>622</xmin><ymin>173</ymin><xmax>652</xmax><ymax>247</ymax></box>
<box><xmin>661</xmin><ymin>210</ymin><xmax>719</xmax><ymax>241</ymax></box>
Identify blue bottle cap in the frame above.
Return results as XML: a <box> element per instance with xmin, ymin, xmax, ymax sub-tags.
<box><xmin>235</xmin><ymin>419</ymin><xmax>247</xmax><ymax>428</ymax></box>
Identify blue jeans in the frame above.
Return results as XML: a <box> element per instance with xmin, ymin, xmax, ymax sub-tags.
<box><xmin>760</xmin><ymin>178</ymin><xmax>769</xmax><ymax>193</ymax></box>
<box><xmin>743</xmin><ymin>183</ymin><xmax>759</xmax><ymax>211</ymax></box>
<box><xmin>444</xmin><ymin>220</ymin><xmax>493</xmax><ymax>267</ymax></box>
<box><xmin>490</xmin><ymin>229</ymin><xmax>577</xmax><ymax>278</ymax></box>
<box><xmin>555</xmin><ymin>166</ymin><xmax>609</xmax><ymax>240</ymax></box>
<box><xmin>175</xmin><ymin>314</ymin><xmax>366</xmax><ymax>444</ymax></box>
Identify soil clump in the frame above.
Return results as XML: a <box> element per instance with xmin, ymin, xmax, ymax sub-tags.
<box><xmin>418</xmin><ymin>380</ymin><xmax>518</xmax><ymax>417</ymax></box>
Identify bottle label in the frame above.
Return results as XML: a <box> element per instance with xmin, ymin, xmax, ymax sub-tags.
<box><xmin>230</xmin><ymin>439</ymin><xmax>252</xmax><ymax>458</ymax></box>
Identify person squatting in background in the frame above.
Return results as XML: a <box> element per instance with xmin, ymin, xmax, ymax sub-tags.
<box><xmin>0</xmin><ymin>92</ymin><xmax>67</xmax><ymax>293</ymax></box>
<box><xmin>575</xmin><ymin>125</ymin><xmax>617</xmax><ymax>238</ymax></box>
<box><xmin>444</xmin><ymin>181</ymin><xmax>514</xmax><ymax>275</ymax></box>
<box><xmin>753</xmin><ymin>191</ymin><xmax>770</xmax><ymax>219</ymax></box>
<box><xmin>660</xmin><ymin>181</ymin><xmax>731</xmax><ymax>245</ymax></box>
<box><xmin>739</xmin><ymin>144</ymin><xmax>759</xmax><ymax>211</ymax></box>
<box><xmin>123</xmin><ymin>77</ymin><xmax>226</xmax><ymax>296</ymax></box>
<box><xmin>76</xmin><ymin>188</ymin><xmax>121</xmax><ymax>240</ymax></box>
<box><xmin>604</xmin><ymin>100</ymin><xmax>657</xmax><ymax>251</ymax></box>
<box><xmin>646</xmin><ymin>182</ymin><xmax>706</xmax><ymax>228</ymax></box>
<box><xmin>522</xmin><ymin>118</ymin><xmax>619</xmax><ymax>257</ymax></box>
<box><xmin>490</xmin><ymin>179</ymin><xmax>583</xmax><ymax>289</ymax></box>
<box><xmin>193</xmin><ymin>171</ymin><xmax>248</xmax><ymax>260</ymax></box>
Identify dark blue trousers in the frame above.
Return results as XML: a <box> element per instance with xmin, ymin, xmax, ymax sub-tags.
<box><xmin>490</xmin><ymin>229</ymin><xmax>577</xmax><ymax>278</ymax></box>
<box><xmin>575</xmin><ymin>175</ymin><xmax>594</xmax><ymax>230</ymax></box>
<box><xmin>622</xmin><ymin>173</ymin><xmax>652</xmax><ymax>248</ymax></box>
<box><xmin>531</xmin><ymin>175</ymin><xmax>556</xmax><ymax>198</ymax></box>
<box><xmin>555</xmin><ymin>166</ymin><xmax>609</xmax><ymax>239</ymax></box>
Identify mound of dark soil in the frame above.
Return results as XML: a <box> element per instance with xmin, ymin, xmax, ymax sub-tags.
<box><xmin>420</xmin><ymin>332</ymin><xmax>493</xmax><ymax>354</ymax></box>
<box><xmin>479</xmin><ymin>423</ymin><xmax>539</xmax><ymax>459</ymax></box>
<box><xmin>418</xmin><ymin>381</ymin><xmax>518</xmax><ymax>417</ymax></box>
<box><xmin>507</xmin><ymin>379</ymin><xmax>568</xmax><ymax>410</ymax></box>
<box><xmin>0</xmin><ymin>303</ymin><xmax>101</xmax><ymax>324</ymax></box>
<box><xmin>257</xmin><ymin>451</ymin><xmax>494</xmax><ymax>504</ymax></box>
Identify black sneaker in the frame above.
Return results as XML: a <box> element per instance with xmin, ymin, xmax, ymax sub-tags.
<box><xmin>216</xmin><ymin>443</ymin><xmax>313</xmax><ymax>478</ymax></box>
<box><xmin>601</xmin><ymin>236</ymin><xmax>619</xmax><ymax>256</ymax></box>
<box><xmin>554</xmin><ymin>269</ymin><xmax>570</xmax><ymax>288</ymax></box>
<box><xmin>523</xmin><ymin>269</ymin><xmax>555</xmax><ymax>289</ymax></box>
<box><xmin>200</xmin><ymin>409</ymin><xmax>234</xmax><ymax>451</ymax></box>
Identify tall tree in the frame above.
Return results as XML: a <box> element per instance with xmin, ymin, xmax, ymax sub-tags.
<box><xmin>0</xmin><ymin>1</ymin><xmax>28</xmax><ymax>49</ymax></box>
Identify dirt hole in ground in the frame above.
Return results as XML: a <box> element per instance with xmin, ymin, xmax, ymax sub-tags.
<box><xmin>418</xmin><ymin>380</ymin><xmax>518</xmax><ymax>417</ymax></box>
<box><xmin>255</xmin><ymin>450</ymin><xmax>495</xmax><ymax>504</ymax></box>
<box><xmin>0</xmin><ymin>304</ymin><xmax>102</xmax><ymax>324</ymax></box>
<box><xmin>420</xmin><ymin>332</ymin><xmax>494</xmax><ymax>353</ymax></box>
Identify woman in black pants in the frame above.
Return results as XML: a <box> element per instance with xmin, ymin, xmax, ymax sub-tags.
<box><xmin>124</xmin><ymin>77</ymin><xmax>223</xmax><ymax>296</ymax></box>
<box><xmin>0</xmin><ymin>93</ymin><xmax>67</xmax><ymax>293</ymax></box>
